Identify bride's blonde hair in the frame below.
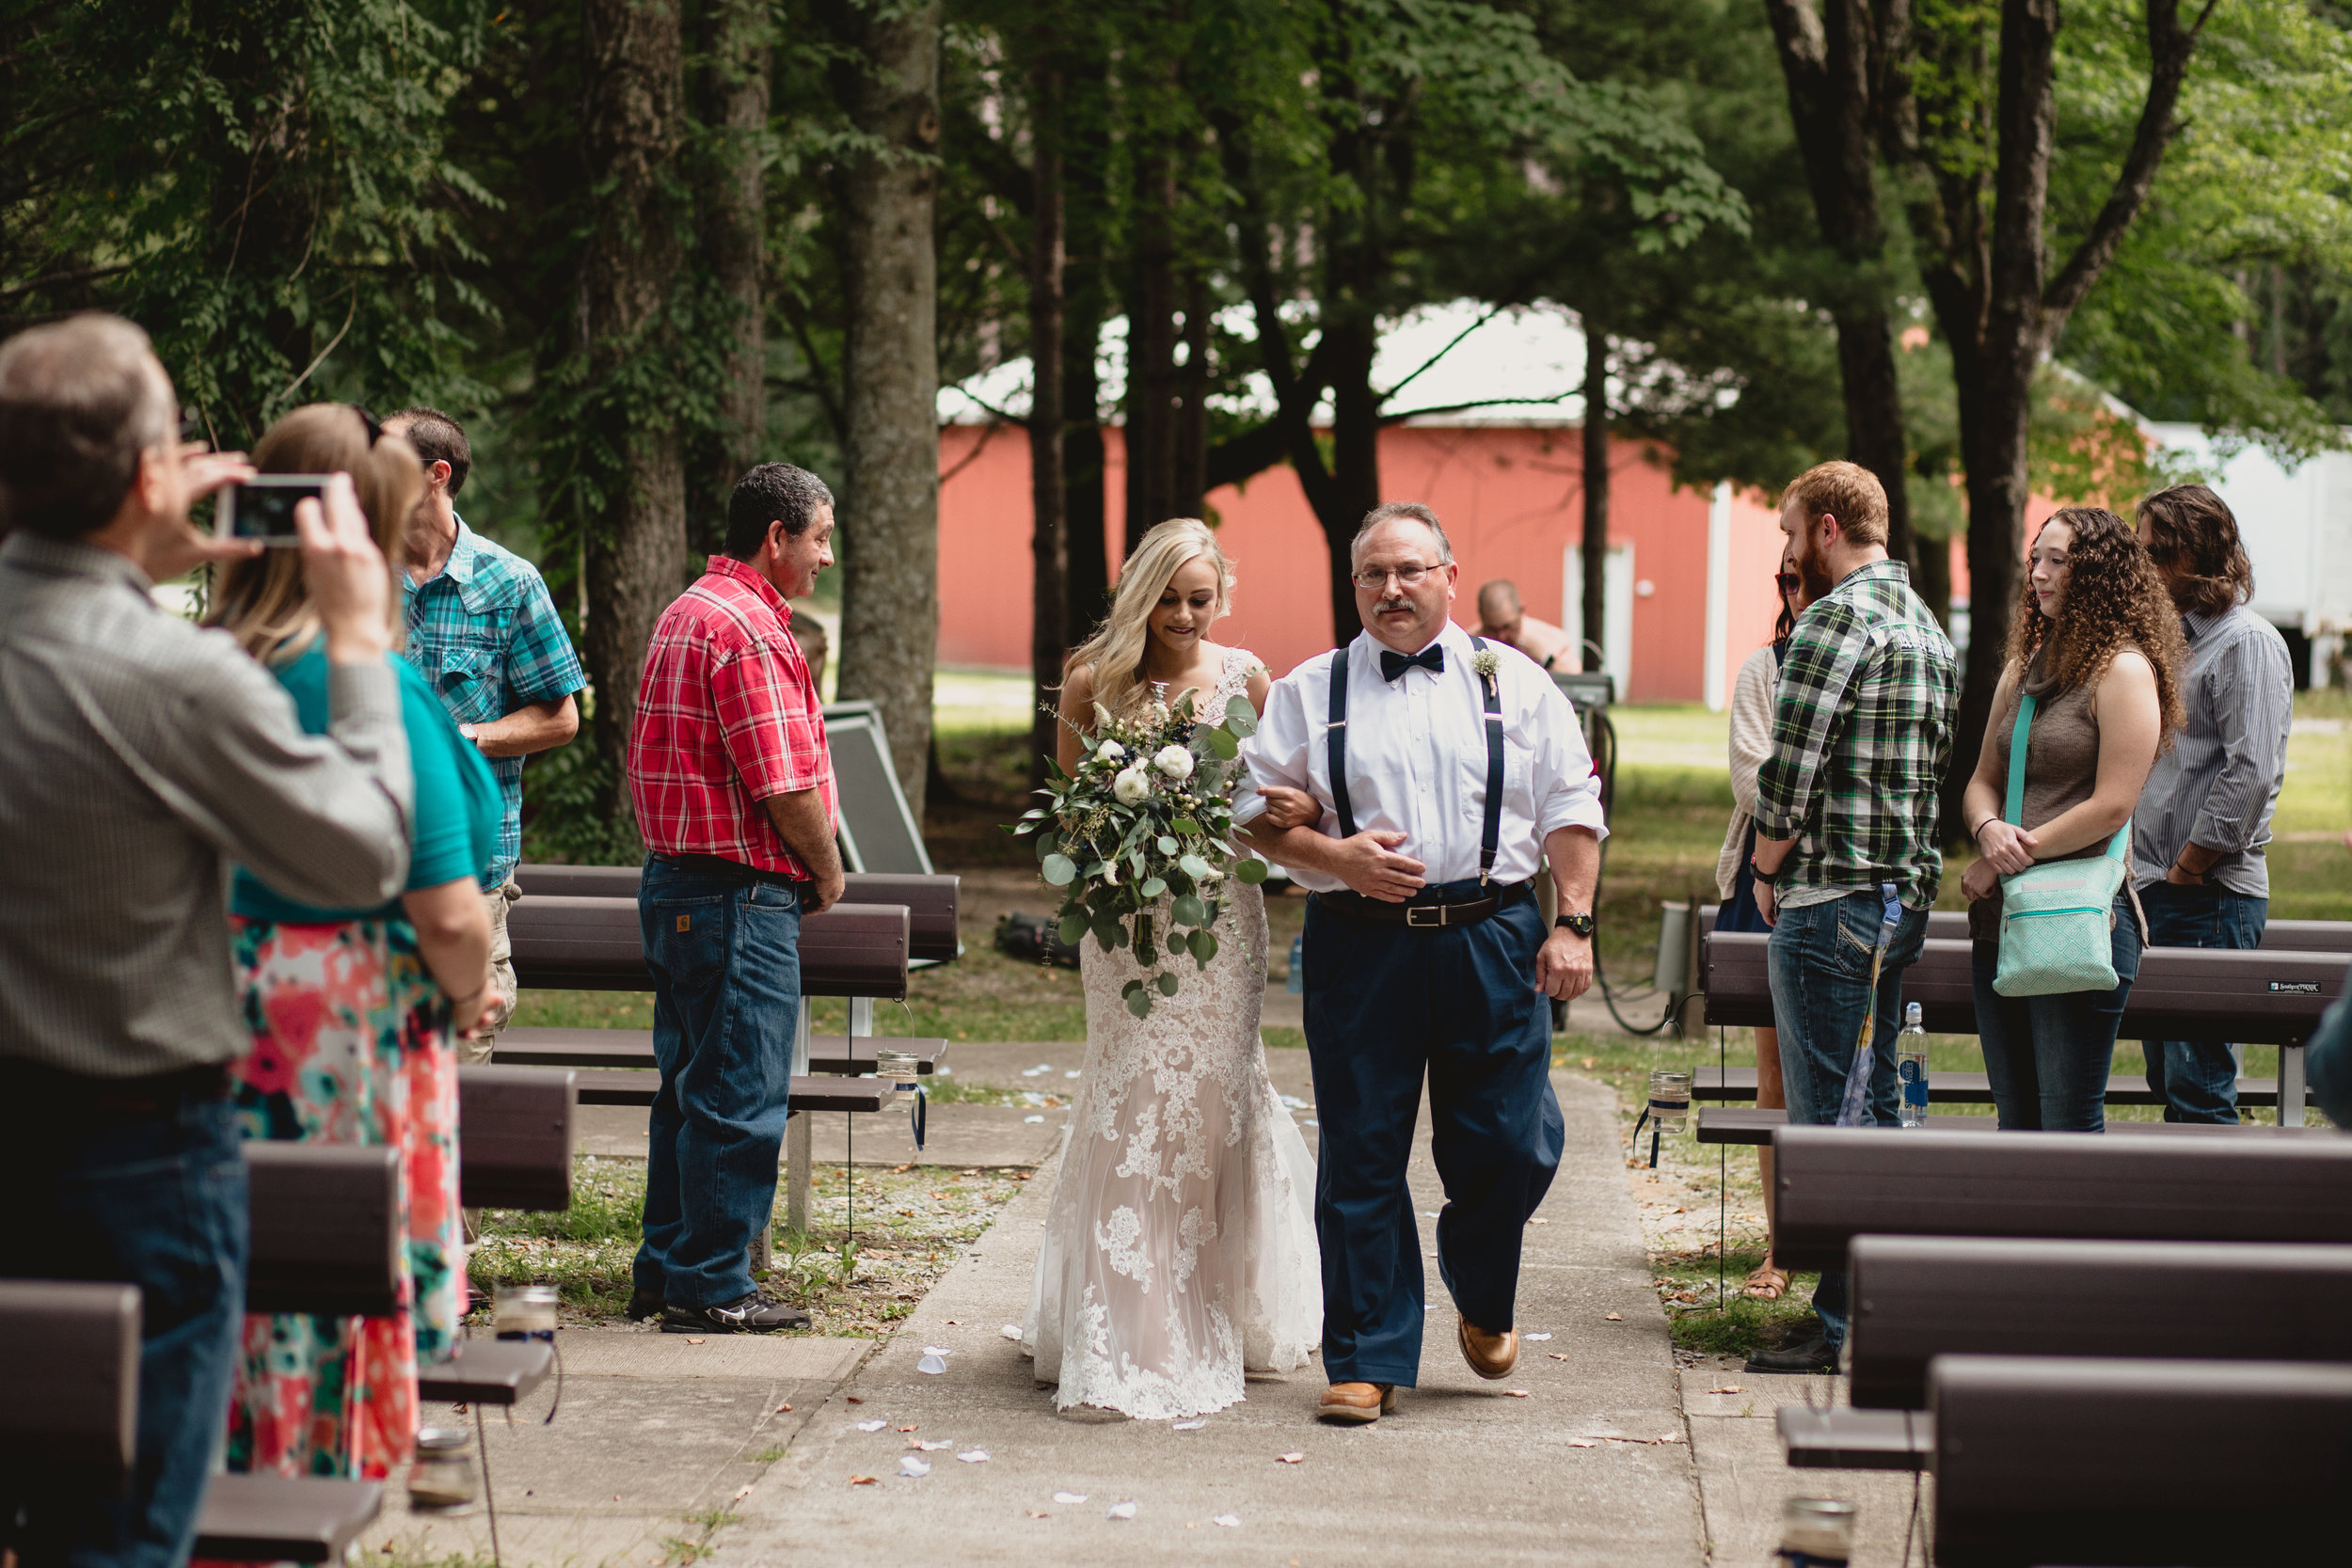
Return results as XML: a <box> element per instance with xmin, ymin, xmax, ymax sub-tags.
<box><xmin>1067</xmin><ymin>517</ymin><xmax>1234</xmax><ymax>718</ymax></box>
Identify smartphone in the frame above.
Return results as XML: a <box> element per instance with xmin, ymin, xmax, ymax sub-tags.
<box><xmin>215</xmin><ymin>474</ymin><xmax>331</xmax><ymax>546</ymax></box>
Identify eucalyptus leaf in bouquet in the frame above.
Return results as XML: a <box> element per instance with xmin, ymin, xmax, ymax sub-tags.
<box><xmin>1007</xmin><ymin>687</ymin><xmax>1268</xmax><ymax>1016</ymax></box>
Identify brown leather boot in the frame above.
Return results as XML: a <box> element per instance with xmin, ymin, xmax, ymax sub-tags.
<box><xmin>1316</xmin><ymin>1382</ymin><xmax>1398</xmax><ymax>1424</ymax></box>
<box><xmin>1458</xmin><ymin>1316</ymin><xmax>1518</xmax><ymax>1380</ymax></box>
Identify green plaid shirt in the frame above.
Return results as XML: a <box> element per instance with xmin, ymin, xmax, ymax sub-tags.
<box><xmin>1756</xmin><ymin>560</ymin><xmax>1959</xmax><ymax>910</ymax></box>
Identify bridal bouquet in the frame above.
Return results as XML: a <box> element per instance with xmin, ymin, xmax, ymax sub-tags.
<box><xmin>1010</xmin><ymin>688</ymin><xmax>1270</xmax><ymax>1018</ymax></box>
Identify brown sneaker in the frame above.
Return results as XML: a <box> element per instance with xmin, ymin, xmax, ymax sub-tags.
<box><xmin>1458</xmin><ymin>1316</ymin><xmax>1518</xmax><ymax>1380</ymax></box>
<box><xmin>1316</xmin><ymin>1382</ymin><xmax>1398</xmax><ymax>1424</ymax></box>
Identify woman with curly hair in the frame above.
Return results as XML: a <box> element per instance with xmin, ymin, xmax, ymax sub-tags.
<box><xmin>1956</xmin><ymin>506</ymin><xmax>2186</xmax><ymax>1131</ymax></box>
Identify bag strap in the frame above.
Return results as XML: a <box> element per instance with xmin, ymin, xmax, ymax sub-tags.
<box><xmin>1327</xmin><ymin>647</ymin><xmax>1357</xmax><ymax>839</ymax></box>
<box><xmin>2002</xmin><ymin>691</ymin><xmax>2036</xmax><ymax>827</ymax></box>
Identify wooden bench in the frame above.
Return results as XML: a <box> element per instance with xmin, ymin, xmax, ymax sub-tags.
<box><xmin>1777</xmin><ymin>1235</ymin><xmax>2352</xmax><ymax>1472</ymax></box>
<box><xmin>456</xmin><ymin>1065</ymin><xmax>577</xmax><ymax>1212</ymax></box>
<box><xmin>512</xmin><ymin>863</ymin><xmax>961</xmax><ymax>964</ymax></box>
<box><xmin>245</xmin><ymin>1143</ymin><xmax>402</xmax><ymax>1318</ymax></box>
<box><xmin>1699</xmin><ymin>904</ymin><xmax>2352</xmax><ymax>952</ymax></box>
<box><xmin>567</xmin><ymin>1069</ymin><xmax>892</xmax><ymax>1113</ymax></box>
<box><xmin>1768</xmin><ymin>1124</ymin><xmax>2352</xmax><ymax>1274</ymax></box>
<box><xmin>1703</xmin><ymin>931</ymin><xmax>2346</xmax><ymax>1121</ymax></box>
<box><xmin>495</xmin><ymin>1027</ymin><xmax>946</xmax><ymax>1079</ymax></box>
<box><xmin>1692</xmin><ymin>1104</ymin><xmax>2312</xmax><ymax>1144</ymax></box>
<box><xmin>0</xmin><ymin>1279</ymin><xmax>139</xmax><ymax>1477</ymax></box>
<box><xmin>1692</xmin><ymin>1065</ymin><xmax>2282</xmax><ymax>1108</ymax></box>
<box><xmin>1929</xmin><ymin>1355</ymin><xmax>2349</xmax><ymax>1566</ymax></box>
<box><xmin>508</xmin><ymin>895</ymin><xmax>912</xmax><ymax>998</ymax></box>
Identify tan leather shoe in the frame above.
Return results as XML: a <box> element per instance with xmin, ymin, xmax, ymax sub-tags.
<box><xmin>1316</xmin><ymin>1382</ymin><xmax>1397</xmax><ymax>1424</ymax></box>
<box><xmin>1458</xmin><ymin>1316</ymin><xmax>1518</xmax><ymax>1380</ymax></box>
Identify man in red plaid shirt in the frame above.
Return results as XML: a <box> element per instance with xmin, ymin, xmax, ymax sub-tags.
<box><xmin>624</xmin><ymin>462</ymin><xmax>844</xmax><ymax>1334</ymax></box>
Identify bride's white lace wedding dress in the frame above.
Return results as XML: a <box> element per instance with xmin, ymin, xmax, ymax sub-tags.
<box><xmin>1023</xmin><ymin>647</ymin><xmax>1322</xmax><ymax>1418</ymax></box>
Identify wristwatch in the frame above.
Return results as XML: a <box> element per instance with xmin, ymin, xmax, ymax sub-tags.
<box><xmin>1554</xmin><ymin>911</ymin><xmax>1596</xmax><ymax>939</ymax></box>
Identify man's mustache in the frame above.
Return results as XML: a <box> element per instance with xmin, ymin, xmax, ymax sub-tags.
<box><xmin>1375</xmin><ymin>597</ymin><xmax>1412</xmax><ymax>615</ymax></box>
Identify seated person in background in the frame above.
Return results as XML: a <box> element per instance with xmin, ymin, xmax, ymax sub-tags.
<box><xmin>1475</xmin><ymin>579</ymin><xmax>1577</xmax><ymax>670</ymax></box>
<box><xmin>206</xmin><ymin>404</ymin><xmax>501</xmax><ymax>1481</ymax></box>
<box><xmin>0</xmin><ymin>314</ymin><xmax>413</xmax><ymax>1566</ymax></box>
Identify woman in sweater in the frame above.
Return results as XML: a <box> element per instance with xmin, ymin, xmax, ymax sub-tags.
<box><xmin>204</xmin><ymin>404</ymin><xmax>503</xmax><ymax>1478</ymax></box>
<box><xmin>1956</xmin><ymin>506</ymin><xmax>2185</xmax><ymax>1132</ymax></box>
<box><xmin>1715</xmin><ymin>542</ymin><xmax>1805</xmax><ymax>1298</ymax></box>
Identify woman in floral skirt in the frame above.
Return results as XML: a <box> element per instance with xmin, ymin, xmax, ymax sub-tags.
<box><xmin>204</xmin><ymin>405</ymin><xmax>503</xmax><ymax>1480</ymax></box>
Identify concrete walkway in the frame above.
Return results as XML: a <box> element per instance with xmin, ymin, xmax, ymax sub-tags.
<box><xmin>715</xmin><ymin>1072</ymin><xmax>1704</xmax><ymax>1567</ymax></box>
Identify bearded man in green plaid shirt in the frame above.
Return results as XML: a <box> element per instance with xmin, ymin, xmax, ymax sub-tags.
<box><xmin>1744</xmin><ymin>460</ymin><xmax>1959</xmax><ymax>1376</ymax></box>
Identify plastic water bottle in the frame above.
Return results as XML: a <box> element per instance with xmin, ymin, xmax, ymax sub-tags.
<box><xmin>1287</xmin><ymin>935</ymin><xmax>1305</xmax><ymax>994</ymax></box>
<box><xmin>1897</xmin><ymin>1003</ymin><xmax>1930</xmax><ymax>1128</ymax></box>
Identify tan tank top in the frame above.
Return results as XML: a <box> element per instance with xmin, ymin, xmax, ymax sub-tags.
<box><xmin>1968</xmin><ymin>644</ymin><xmax>2137</xmax><ymax>942</ymax></box>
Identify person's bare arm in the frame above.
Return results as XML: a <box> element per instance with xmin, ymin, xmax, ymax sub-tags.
<box><xmin>401</xmin><ymin>877</ymin><xmax>497</xmax><ymax>1037</ymax></box>
<box><xmin>465</xmin><ymin>694</ymin><xmax>579</xmax><ymax>759</ymax></box>
<box><xmin>1959</xmin><ymin>661</ymin><xmax>2034</xmax><ymax>874</ymax></box>
<box><xmin>763</xmin><ymin>788</ymin><xmax>847</xmax><ymax>913</ymax></box>
<box><xmin>1534</xmin><ymin>825</ymin><xmax>1600</xmax><ymax>999</ymax></box>
<box><xmin>1236</xmin><ymin>820</ymin><xmax>1426</xmax><ymax>900</ymax></box>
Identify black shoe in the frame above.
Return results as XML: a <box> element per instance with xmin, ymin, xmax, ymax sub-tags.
<box><xmin>625</xmin><ymin>1287</ymin><xmax>665</xmax><ymax>1322</ymax></box>
<box><xmin>1743</xmin><ymin>1334</ymin><xmax>1840</xmax><ymax>1375</ymax></box>
<box><xmin>662</xmin><ymin>1293</ymin><xmax>811</xmax><ymax>1334</ymax></box>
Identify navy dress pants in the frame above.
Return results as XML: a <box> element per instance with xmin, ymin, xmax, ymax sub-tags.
<box><xmin>1301</xmin><ymin>881</ymin><xmax>1564</xmax><ymax>1387</ymax></box>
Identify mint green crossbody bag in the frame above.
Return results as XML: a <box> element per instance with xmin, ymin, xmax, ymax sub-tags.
<box><xmin>1992</xmin><ymin>691</ymin><xmax>2129</xmax><ymax>998</ymax></box>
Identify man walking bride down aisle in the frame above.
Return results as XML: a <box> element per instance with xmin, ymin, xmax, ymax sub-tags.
<box><xmin>1237</xmin><ymin>502</ymin><xmax>1606</xmax><ymax>1425</ymax></box>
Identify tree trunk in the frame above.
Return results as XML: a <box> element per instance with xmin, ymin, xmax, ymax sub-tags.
<box><xmin>827</xmin><ymin>0</ymin><xmax>943</xmax><ymax>820</ymax></box>
<box><xmin>689</xmin><ymin>0</ymin><xmax>769</xmax><ymax>556</ymax></box>
<box><xmin>1059</xmin><ymin>52</ymin><xmax>1112</xmax><ymax>637</ymax></box>
<box><xmin>1761</xmin><ymin>0</ymin><xmax>1915</xmax><ymax>571</ymax></box>
<box><xmin>1173</xmin><ymin>271</ymin><xmax>1209</xmax><ymax>520</ymax></box>
<box><xmin>580</xmin><ymin>0</ymin><xmax>691</xmax><ymax>794</ymax></box>
<box><xmin>1123</xmin><ymin>145</ymin><xmax>1178</xmax><ymax>551</ymax></box>
<box><xmin>1323</xmin><ymin>312</ymin><xmax>1382</xmax><ymax>647</ymax></box>
<box><xmin>1580</xmin><ymin>327</ymin><xmax>1610</xmax><ymax>677</ymax></box>
<box><xmin>1026</xmin><ymin>51</ymin><xmax>1068</xmax><ymax>790</ymax></box>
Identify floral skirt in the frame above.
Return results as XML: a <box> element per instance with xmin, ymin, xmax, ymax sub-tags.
<box><xmin>224</xmin><ymin>916</ymin><xmax>460</xmax><ymax>1481</ymax></box>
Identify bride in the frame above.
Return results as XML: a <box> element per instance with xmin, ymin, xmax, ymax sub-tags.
<box><xmin>1023</xmin><ymin>517</ymin><xmax>1323</xmax><ymax>1419</ymax></box>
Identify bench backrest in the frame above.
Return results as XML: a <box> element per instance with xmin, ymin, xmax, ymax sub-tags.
<box><xmin>507</xmin><ymin>895</ymin><xmax>910</xmax><ymax>998</ymax></box>
<box><xmin>1700</xmin><ymin>904</ymin><xmax>2352</xmax><ymax>954</ymax></box>
<box><xmin>456</xmin><ymin>1066</ymin><xmax>576</xmax><ymax>1212</ymax></box>
<box><xmin>245</xmin><ymin>1144</ymin><xmax>402</xmax><ymax>1317</ymax></box>
<box><xmin>1848</xmin><ymin>1235</ymin><xmax>2352</xmax><ymax>1409</ymax></box>
<box><xmin>0</xmin><ymin>1280</ymin><xmax>138</xmax><ymax>1477</ymax></box>
<box><xmin>512</xmin><ymin>864</ymin><xmax>961</xmax><ymax>964</ymax></box>
<box><xmin>1770</xmin><ymin>1125</ymin><xmax>2352</xmax><ymax>1272</ymax></box>
<box><xmin>1704</xmin><ymin>931</ymin><xmax>2345</xmax><ymax>1043</ymax></box>
<box><xmin>1931</xmin><ymin>1355</ymin><xmax>2352</xmax><ymax>1567</ymax></box>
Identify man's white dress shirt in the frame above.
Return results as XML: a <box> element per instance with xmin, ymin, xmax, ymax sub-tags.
<box><xmin>1235</xmin><ymin>622</ymin><xmax>1607</xmax><ymax>894</ymax></box>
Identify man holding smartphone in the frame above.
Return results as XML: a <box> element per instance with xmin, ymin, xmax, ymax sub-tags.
<box><xmin>383</xmin><ymin>407</ymin><xmax>584</xmax><ymax>1064</ymax></box>
<box><xmin>0</xmin><ymin>313</ymin><xmax>414</xmax><ymax>1566</ymax></box>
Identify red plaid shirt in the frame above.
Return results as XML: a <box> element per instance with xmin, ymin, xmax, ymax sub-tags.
<box><xmin>627</xmin><ymin>556</ymin><xmax>835</xmax><ymax>877</ymax></box>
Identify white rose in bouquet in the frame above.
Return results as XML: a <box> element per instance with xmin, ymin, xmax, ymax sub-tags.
<box><xmin>1095</xmin><ymin>740</ymin><xmax>1126</xmax><ymax>765</ymax></box>
<box><xmin>1113</xmin><ymin>766</ymin><xmax>1152</xmax><ymax>804</ymax></box>
<box><xmin>1152</xmin><ymin>744</ymin><xmax>1195</xmax><ymax>782</ymax></box>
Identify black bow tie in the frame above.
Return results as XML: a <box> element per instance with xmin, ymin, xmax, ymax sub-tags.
<box><xmin>1380</xmin><ymin>644</ymin><xmax>1446</xmax><ymax>682</ymax></box>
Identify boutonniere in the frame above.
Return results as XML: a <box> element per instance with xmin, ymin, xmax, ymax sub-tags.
<box><xmin>1470</xmin><ymin>646</ymin><xmax>1501</xmax><ymax>698</ymax></box>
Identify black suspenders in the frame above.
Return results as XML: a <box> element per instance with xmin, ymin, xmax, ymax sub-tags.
<box><xmin>1325</xmin><ymin>639</ymin><xmax>1506</xmax><ymax>884</ymax></box>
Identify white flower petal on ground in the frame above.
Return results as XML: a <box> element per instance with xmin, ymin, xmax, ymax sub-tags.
<box><xmin>1152</xmin><ymin>744</ymin><xmax>1194</xmax><ymax>781</ymax></box>
<box><xmin>898</xmin><ymin>1456</ymin><xmax>930</xmax><ymax>1479</ymax></box>
<box><xmin>1025</xmin><ymin>1115</ymin><xmax>1045</xmax><ymax>1124</ymax></box>
<box><xmin>1000</xmin><ymin>1323</ymin><xmax>1023</xmax><ymax>1339</ymax></box>
<box><xmin>913</xmin><ymin>1440</ymin><xmax>950</xmax><ymax>1451</ymax></box>
<box><xmin>1113</xmin><ymin>767</ymin><xmax>1152</xmax><ymax>804</ymax></box>
<box><xmin>1525</xmin><ymin>1332</ymin><xmax>1552</xmax><ymax>1341</ymax></box>
<box><xmin>856</xmin><ymin>1419</ymin><xmax>887</xmax><ymax>1432</ymax></box>
<box><xmin>916</xmin><ymin>1353</ymin><xmax>947</xmax><ymax>1374</ymax></box>
<box><xmin>1106</xmin><ymin>1501</ymin><xmax>1138</xmax><ymax>1520</ymax></box>
<box><xmin>957</xmin><ymin>1449</ymin><xmax>990</xmax><ymax>1464</ymax></box>
<box><xmin>1054</xmin><ymin>1492</ymin><xmax>1088</xmax><ymax>1505</ymax></box>
<box><xmin>1212</xmin><ymin>1514</ymin><xmax>1241</xmax><ymax>1528</ymax></box>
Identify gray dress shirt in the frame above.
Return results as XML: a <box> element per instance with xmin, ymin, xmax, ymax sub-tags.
<box><xmin>0</xmin><ymin>532</ymin><xmax>414</xmax><ymax>1078</ymax></box>
<box><xmin>2131</xmin><ymin>604</ymin><xmax>2294</xmax><ymax>899</ymax></box>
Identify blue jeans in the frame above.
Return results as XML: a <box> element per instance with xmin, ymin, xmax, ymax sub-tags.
<box><xmin>2137</xmin><ymin>881</ymin><xmax>2267</xmax><ymax>1123</ymax></box>
<box><xmin>634</xmin><ymin>861</ymin><xmax>804</xmax><ymax>1308</ymax></box>
<box><xmin>1767</xmin><ymin>891</ymin><xmax>1931</xmax><ymax>1348</ymax></box>
<box><xmin>1975</xmin><ymin>895</ymin><xmax>2142</xmax><ymax>1132</ymax></box>
<box><xmin>0</xmin><ymin>1080</ymin><xmax>248</xmax><ymax>1568</ymax></box>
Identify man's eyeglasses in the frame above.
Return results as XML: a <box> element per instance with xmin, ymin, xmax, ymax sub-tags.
<box><xmin>1775</xmin><ymin>572</ymin><xmax>1802</xmax><ymax>594</ymax></box>
<box><xmin>1352</xmin><ymin>564</ymin><xmax>1437</xmax><ymax>591</ymax></box>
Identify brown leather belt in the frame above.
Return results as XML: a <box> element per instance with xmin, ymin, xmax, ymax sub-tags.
<box><xmin>1311</xmin><ymin>881</ymin><xmax>1533</xmax><ymax>929</ymax></box>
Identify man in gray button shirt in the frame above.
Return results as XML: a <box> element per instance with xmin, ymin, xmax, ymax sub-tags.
<box><xmin>2131</xmin><ymin>483</ymin><xmax>2295</xmax><ymax>1123</ymax></box>
<box><xmin>0</xmin><ymin>314</ymin><xmax>414</xmax><ymax>1567</ymax></box>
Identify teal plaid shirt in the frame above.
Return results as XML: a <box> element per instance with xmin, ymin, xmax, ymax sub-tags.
<box><xmin>1755</xmin><ymin>560</ymin><xmax>1959</xmax><ymax>910</ymax></box>
<box><xmin>402</xmin><ymin>517</ymin><xmax>584</xmax><ymax>886</ymax></box>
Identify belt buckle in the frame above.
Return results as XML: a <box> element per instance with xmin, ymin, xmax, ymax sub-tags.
<box><xmin>1406</xmin><ymin>904</ymin><xmax>1445</xmax><ymax>928</ymax></box>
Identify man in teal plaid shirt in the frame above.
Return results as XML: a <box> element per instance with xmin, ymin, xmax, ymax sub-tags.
<box><xmin>387</xmin><ymin>408</ymin><xmax>585</xmax><ymax>1064</ymax></box>
<box><xmin>1746</xmin><ymin>460</ymin><xmax>1959</xmax><ymax>1374</ymax></box>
